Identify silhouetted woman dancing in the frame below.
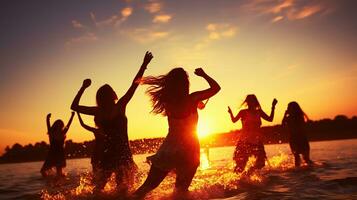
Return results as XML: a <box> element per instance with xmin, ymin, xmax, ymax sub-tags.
<box><xmin>134</xmin><ymin>68</ymin><xmax>220</xmax><ymax>197</ymax></box>
<box><xmin>228</xmin><ymin>95</ymin><xmax>277</xmax><ymax>173</ymax></box>
<box><xmin>41</xmin><ymin>112</ymin><xmax>74</xmax><ymax>177</ymax></box>
<box><xmin>71</xmin><ymin>51</ymin><xmax>153</xmax><ymax>194</ymax></box>
<box><xmin>282</xmin><ymin>101</ymin><xmax>313</xmax><ymax>167</ymax></box>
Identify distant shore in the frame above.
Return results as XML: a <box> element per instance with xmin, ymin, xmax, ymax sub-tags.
<box><xmin>1</xmin><ymin>115</ymin><xmax>356</xmax><ymax>164</ymax></box>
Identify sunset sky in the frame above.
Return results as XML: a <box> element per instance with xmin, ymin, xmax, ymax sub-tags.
<box><xmin>1</xmin><ymin>0</ymin><xmax>357</xmax><ymax>154</ymax></box>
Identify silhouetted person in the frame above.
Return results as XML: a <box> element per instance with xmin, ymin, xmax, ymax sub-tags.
<box><xmin>71</xmin><ymin>51</ymin><xmax>153</xmax><ymax>195</ymax></box>
<box><xmin>41</xmin><ymin>112</ymin><xmax>75</xmax><ymax>177</ymax></box>
<box><xmin>282</xmin><ymin>101</ymin><xmax>313</xmax><ymax>167</ymax></box>
<box><xmin>77</xmin><ymin>112</ymin><xmax>104</xmax><ymax>173</ymax></box>
<box><xmin>133</xmin><ymin>68</ymin><xmax>220</xmax><ymax>198</ymax></box>
<box><xmin>228</xmin><ymin>95</ymin><xmax>277</xmax><ymax>173</ymax></box>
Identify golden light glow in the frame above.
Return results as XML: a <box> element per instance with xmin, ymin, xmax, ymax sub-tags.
<box><xmin>197</xmin><ymin>122</ymin><xmax>211</xmax><ymax>139</ymax></box>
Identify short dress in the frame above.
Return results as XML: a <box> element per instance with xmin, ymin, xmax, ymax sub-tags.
<box><xmin>43</xmin><ymin>133</ymin><xmax>66</xmax><ymax>169</ymax></box>
<box><xmin>99</xmin><ymin>113</ymin><xmax>137</xmax><ymax>173</ymax></box>
<box><xmin>233</xmin><ymin>109</ymin><xmax>266</xmax><ymax>167</ymax></box>
<box><xmin>148</xmin><ymin>112</ymin><xmax>200</xmax><ymax>171</ymax></box>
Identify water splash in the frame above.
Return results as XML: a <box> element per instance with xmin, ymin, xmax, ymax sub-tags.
<box><xmin>39</xmin><ymin>151</ymin><xmax>295</xmax><ymax>199</ymax></box>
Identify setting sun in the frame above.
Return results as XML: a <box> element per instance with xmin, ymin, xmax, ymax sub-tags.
<box><xmin>197</xmin><ymin>122</ymin><xmax>211</xmax><ymax>138</ymax></box>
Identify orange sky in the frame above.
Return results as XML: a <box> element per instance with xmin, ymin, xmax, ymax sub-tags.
<box><xmin>0</xmin><ymin>0</ymin><xmax>357</xmax><ymax>154</ymax></box>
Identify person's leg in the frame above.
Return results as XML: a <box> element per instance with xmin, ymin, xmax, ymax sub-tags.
<box><xmin>133</xmin><ymin>166</ymin><xmax>169</xmax><ymax>198</ymax></box>
<box><xmin>56</xmin><ymin>167</ymin><xmax>64</xmax><ymax>177</ymax></box>
<box><xmin>234</xmin><ymin>156</ymin><xmax>249</xmax><ymax>173</ymax></box>
<box><xmin>93</xmin><ymin>169</ymin><xmax>112</xmax><ymax>193</ymax></box>
<box><xmin>253</xmin><ymin>148</ymin><xmax>266</xmax><ymax>170</ymax></box>
<box><xmin>294</xmin><ymin>153</ymin><xmax>301</xmax><ymax>167</ymax></box>
<box><xmin>234</xmin><ymin>142</ymin><xmax>249</xmax><ymax>173</ymax></box>
<box><xmin>175</xmin><ymin>164</ymin><xmax>198</xmax><ymax>193</ymax></box>
<box><xmin>40</xmin><ymin>165</ymin><xmax>51</xmax><ymax>177</ymax></box>
<box><xmin>302</xmin><ymin>150</ymin><xmax>313</xmax><ymax>166</ymax></box>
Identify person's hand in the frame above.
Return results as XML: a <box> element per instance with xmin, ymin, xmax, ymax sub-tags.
<box><xmin>194</xmin><ymin>68</ymin><xmax>206</xmax><ymax>77</ymax></box>
<box><xmin>143</xmin><ymin>51</ymin><xmax>153</xmax><ymax>65</ymax></box>
<box><xmin>82</xmin><ymin>79</ymin><xmax>91</xmax><ymax>89</ymax></box>
<box><xmin>47</xmin><ymin>113</ymin><xmax>51</xmax><ymax>119</ymax></box>
<box><xmin>272</xmin><ymin>98</ymin><xmax>278</xmax><ymax>108</ymax></box>
<box><xmin>228</xmin><ymin>106</ymin><xmax>233</xmax><ymax>114</ymax></box>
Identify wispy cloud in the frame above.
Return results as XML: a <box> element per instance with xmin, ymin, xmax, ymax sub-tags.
<box><xmin>71</xmin><ymin>20</ymin><xmax>85</xmax><ymax>29</ymax></box>
<box><xmin>153</xmin><ymin>14</ymin><xmax>172</xmax><ymax>23</ymax></box>
<box><xmin>196</xmin><ymin>23</ymin><xmax>238</xmax><ymax>50</ymax></box>
<box><xmin>91</xmin><ymin>6</ymin><xmax>133</xmax><ymax>28</ymax></box>
<box><xmin>145</xmin><ymin>0</ymin><xmax>162</xmax><ymax>13</ymax></box>
<box><xmin>121</xmin><ymin>28</ymin><xmax>170</xmax><ymax>43</ymax></box>
<box><xmin>65</xmin><ymin>32</ymin><xmax>98</xmax><ymax>47</ymax></box>
<box><xmin>242</xmin><ymin>0</ymin><xmax>333</xmax><ymax>23</ymax></box>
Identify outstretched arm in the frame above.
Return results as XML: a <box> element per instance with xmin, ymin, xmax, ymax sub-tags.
<box><xmin>190</xmin><ymin>68</ymin><xmax>221</xmax><ymax>102</ymax></box>
<box><xmin>63</xmin><ymin>112</ymin><xmax>75</xmax><ymax>134</ymax></box>
<box><xmin>71</xmin><ymin>79</ymin><xmax>97</xmax><ymax>115</ymax></box>
<box><xmin>228</xmin><ymin>107</ymin><xmax>242</xmax><ymax>123</ymax></box>
<box><xmin>77</xmin><ymin>112</ymin><xmax>97</xmax><ymax>132</ymax></box>
<box><xmin>46</xmin><ymin>113</ymin><xmax>51</xmax><ymax>133</ymax></box>
<box><xmin>119</xmin><ymin>51</ymin><xmax>153</xmax><ymax>107</ymax></box>
<box><xmin>260</xmin><ymin>98</ymin><xmax>278</xmax><ymax>122</ymax></box>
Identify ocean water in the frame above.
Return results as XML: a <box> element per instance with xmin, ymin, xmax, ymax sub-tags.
<box><xmin>0</xmin><ymin>139</ymin><xmax>356</xmax><ymax>200</ymax></box>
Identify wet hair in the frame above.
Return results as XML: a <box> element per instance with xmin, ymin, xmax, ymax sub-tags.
<box><xmin>142</xmin><ymin>68</ymin><xmax>189</xmax><ymax>115</ymax></box>
<box><xmin>241</xmin><ymin>94</ymin><xmax>261</xmax><ymax>110</ymax></box>
<box><xmin>96</xmin><ymin>84</ymin><xmax>118</xmax><ymax>109</ymax></box>
<box><xmin>49</xmin><ymin>120</ymin><xmax>64</xmax><ymax>134</ymax></box>
<box><xmin>287</xmin><ymin>101</ymin><xmax>309</xmax><ymax>122</ymax></box>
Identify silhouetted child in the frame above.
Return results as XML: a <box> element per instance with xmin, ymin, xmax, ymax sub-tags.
<box><xmin>41</xmin><ymin>112</ymin><xmax>74</xmax><ymax>177</ymax></box>
<box><xmin>228</xmin><ymin>95</ymin><xmax>277</xmax><ymax>173</ymax></box>
<box><xmin>133</xmin><ymin>68</ymin><xmax>220</xmax><ymax>198</ymax></box>
<box><xmin>282</xmin><ymin>101</ymin><xmax>313</xmax><ymax>167</ymax></box>
<box><xmin>77</xmin><ymin>112</ymin><xmax>104</xmax><ymax>172</ymax></box>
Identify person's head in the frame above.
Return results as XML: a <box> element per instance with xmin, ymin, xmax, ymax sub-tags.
<box><xmin>96</xmin><ymin>84</ymin><xmax>118</xmax><ymax>109</ymax></box>
<box><xmin>50</xmin><ymin>120</ymin><xmax>64</xmax><ymax>134</ymax></box>
<box><xmin>287</xmin><ymin>101</ymin><xmax>303</xmax><ymax>116</ymax></box>
<box><xmin>242</xmin><ymin>94</ymin><xmax>261</xmax><ymax>110</ymax></box>
<box><xmin>142</xmin><ymin>67</ymin><xmax>190</xmax><ymax>115</ymax></box>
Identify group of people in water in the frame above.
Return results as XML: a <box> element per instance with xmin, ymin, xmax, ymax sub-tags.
<box><xmin>40</xmin><ymin>51</ymin><xmax>313</xmax><ymax>198</ymax></box>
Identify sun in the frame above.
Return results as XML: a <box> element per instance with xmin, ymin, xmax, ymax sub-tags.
<box><xmin>197</xmin><ymin>122</ymin><xmax>211</xmax><ymax>138</ymax></box>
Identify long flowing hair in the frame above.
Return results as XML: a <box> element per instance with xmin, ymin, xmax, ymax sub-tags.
<box><xmin>241</xmin><ymin>94</ymin><xmax>261</xmax><ymax>110</ymax></box>
<box><xmin>287</xmin><ymin>101</ymin><xmax>309</xmax><ymax>122</ymax></box>
<box><xmin>142</xmin><ymin>68</ymin><xmax>189</xmax><ymax>115</ymax></box>
<box><xmin>95</xmin><ymin>84</ymin><xmax>118</xmax><ymax>127</ymax></box>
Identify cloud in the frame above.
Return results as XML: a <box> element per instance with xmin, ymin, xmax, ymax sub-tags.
<box><xmin>242</xmin><ymin>0</ymin><xmax>333</xmax><ymax>23</ymax></box>
<box><xmin>287</xmin><ymin>4</ymin><xmax>324</xmax><ymax>20</ymax></box>
<box><xmin>153</xmin><ymin>14</ymin><xmax>172</xmax><ymax>23</ymax></box>
<box><xmin>90</xmin><ymin>6</ymin><xmax>133</xmax><ymax>28</ymax></box>
<box><xmin>65</xmin><ymin>32</ymin><xmax>98</xmax><ymax>47</ymax></box>
<box><xmin>206</xmin><ymin>23</ymin><xmax>238</xmax><ymax>40</ymax></box>
<box><xmin>121</xmin><ymin>28</ymin><xmax>169</xmax><ymax>43</ymax></box>
<box><xmin>196</xmin><ymin>23</ymin><xmax>238</xmax><ymax>50</ymax></box>
<box><xmin>121</xmin><ymin>7</ymin><xmax>133</xmax><ymax>18</ymax></box>
<box><xmin>71</xmin><ymin>20</ymin><xmax>85</xmax><ymax>29</ymax></box>
<box><xmin>145</xmin><ymin>1</ymin><xmax>162</xmax><ymax>13</ymax></box>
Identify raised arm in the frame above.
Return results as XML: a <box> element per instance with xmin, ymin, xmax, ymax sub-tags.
<box><xmin>260</xmin><ymin>98</ymin><xmax>278</xmax><ymax>122</ymax></box>
<box><xmin>190</xmin><ymin>68</ymin><xmax>221</xmax><ymax>102</ymax></box>
<box><xmin>46</xmin><ymin>113</ymin><xmax>51</xmax><ymax>133</ymax></box>
<box><xmin>77</xmin><ymin>112</ymin><xmax>97</xmax><ymax>132</ymax></box>
<box><xmin>119</xmin><ymin>51</ymin><xmax>153</xmax><ymax>107</ymax></box>
<box><xmin>228</xmin><ymin>107</ymin><xmax>242</xmax><ymax>123</ymax></box>
<box><xmin>71</xmin><ymin>79</ymin><xmax>97</xmax><ymax>115</ymax></box>
<box><xmin>63</xmin><ymin>112</ymin><xmax>75</xmax><ymax>134</ymax></box>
